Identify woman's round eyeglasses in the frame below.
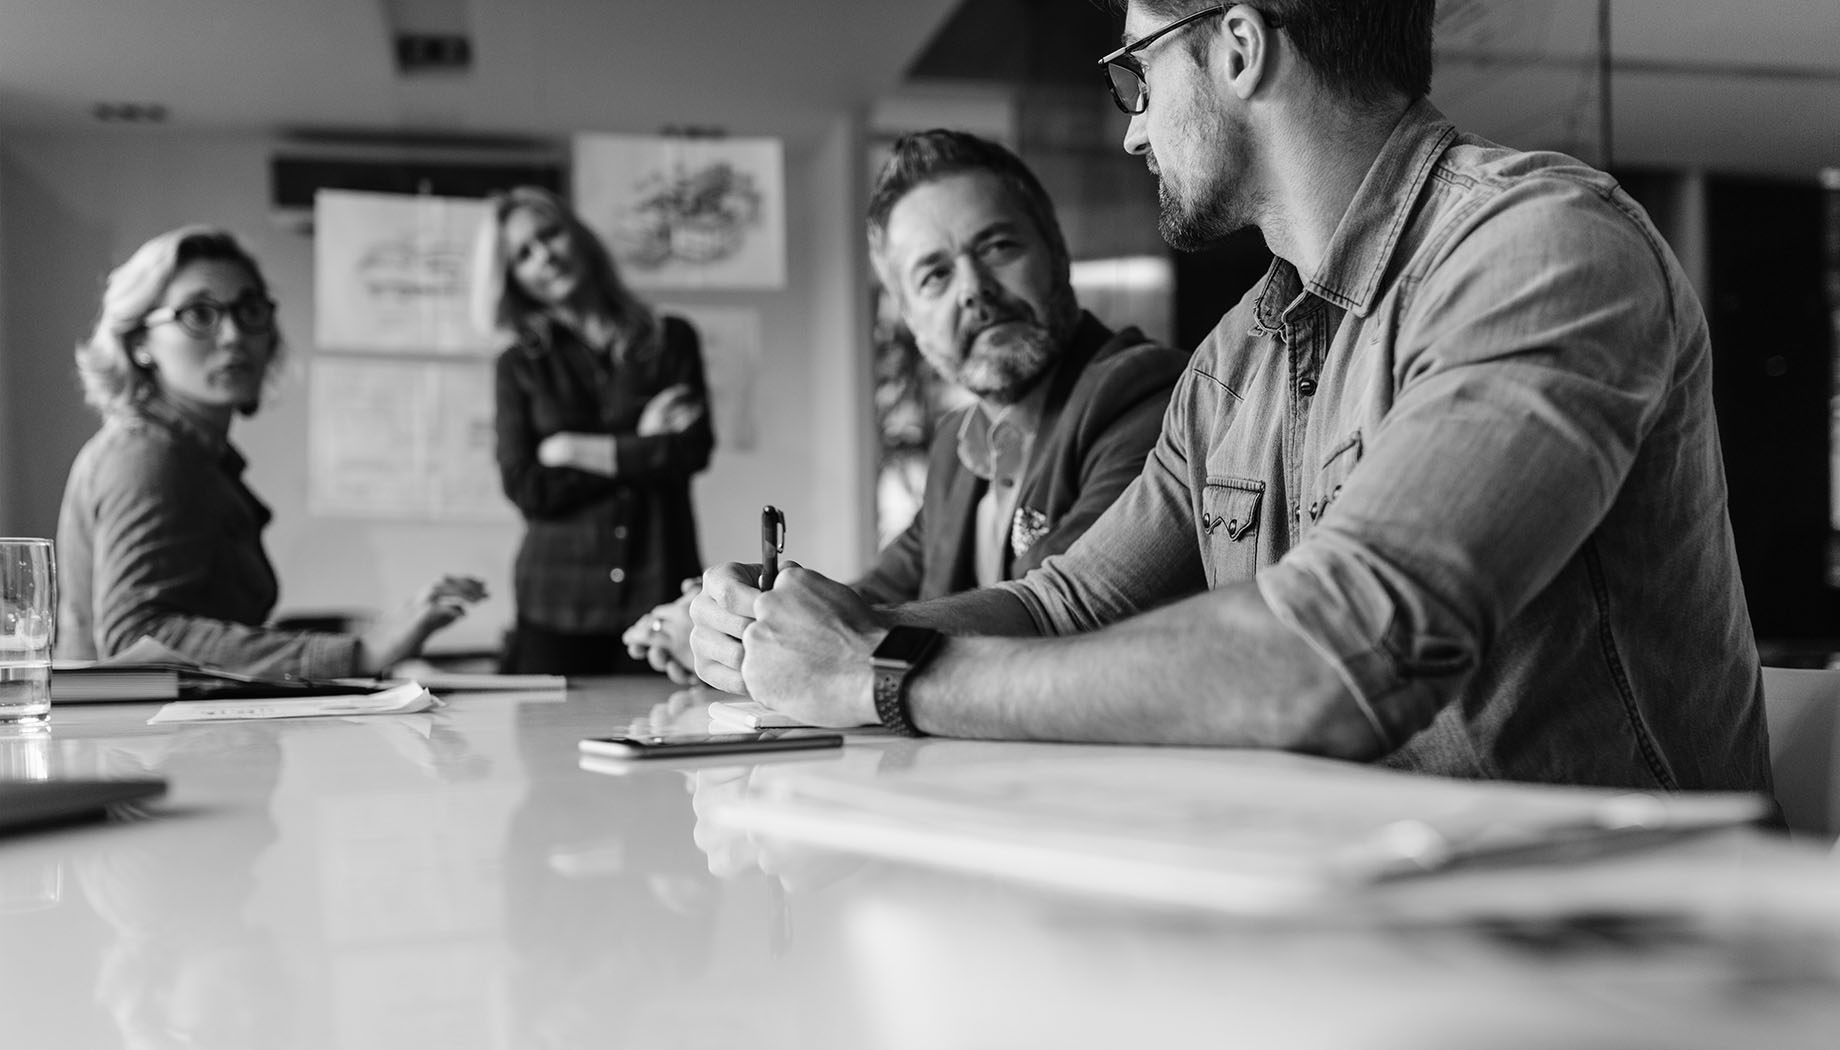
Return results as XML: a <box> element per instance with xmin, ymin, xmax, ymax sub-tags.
<box><xmin>144</xmin><ymin>294</ymin><xmax>278</xmax><ymax>339</ymax></box>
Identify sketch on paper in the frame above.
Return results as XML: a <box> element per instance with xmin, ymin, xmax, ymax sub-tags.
<box><xmin>308</xmin><ymin>357</ymin><xmax>510</xmax><ymax>521</ymax></box>
<box><xmin>314</xmin><ymin>190</ymin><xmax>497</xmax><ymax>355</ymax></box>
<box><xmin>658</xmin><ymin>304</ymin><xmax>761</xmax><ymax>452</ymax></box>
<box><xmin>573</xmin><ymin>135</ymin><xmax>786</xmax><ymax>290</ymax></box>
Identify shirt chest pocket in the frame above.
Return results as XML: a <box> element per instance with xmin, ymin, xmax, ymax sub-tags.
<box><xmin>1199</xmin><ymin>477</ymin><xmax>1264</xmax><ymax>587</ymax></box>
<box><xmin>1306</xmin><ymin>431</ymin><xmax>1363</xmax><ymax>525</ymax></box>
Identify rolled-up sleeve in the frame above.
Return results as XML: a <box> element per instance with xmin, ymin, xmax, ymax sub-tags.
<box><xmin>998</xmin><ymin>370</ymin><xmax>1207</xmax><ymax>635</ymax></box>
<box><xmin>1257</xmin><ymin>182</ymin><xmax>1679</xmax><ymax>749</ymax></box>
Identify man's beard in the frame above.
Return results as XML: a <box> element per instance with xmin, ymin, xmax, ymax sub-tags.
<box><xmin>1150</xmin><ymin>112</ymin><xmax>1254</xmax><ymax>252</ymax></box>
<box><xmin>929</xmin><ymin>283</ymin><xmax>1076</xmax><ymax>406</ymax></box>
<box><xmin>1156</xmin><ymin>171</ymin><xmax>1250</xmax><ymax>252</ymax></box>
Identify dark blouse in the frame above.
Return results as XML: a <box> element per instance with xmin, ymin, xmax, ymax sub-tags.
<box><xmin>494</xmin><ymin>313</ymin><xmax>713</xmax><ymax>634</ymax></box>
<box><xmin>55</xmin><ymin>397</ymin><xmax>358</xmax><ymax>677</ymax></box>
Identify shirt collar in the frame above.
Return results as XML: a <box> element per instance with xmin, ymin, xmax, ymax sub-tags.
<box><xmin>955</xmin><ymin>359</ymin><xmax>1058</xmax><ymax>483</ymax></box>
<box><xmin>518</xmin><ymin>312</ymin><xmax>626</xmax><ymax>359</ymax></box>
<box><xmin>1255</xmin><ymin>97</ymin><xmax>1457</xmax><ymax>327</ymax></box>
<box><xmin>131</xmin><ymin>395</ymin><xmax>245</xmax><ymax>475</ymax></box>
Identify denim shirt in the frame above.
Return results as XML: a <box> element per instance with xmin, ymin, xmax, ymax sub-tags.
<box><xmin>1001</xmin><ymin>100</ymin><xmax>1770</xmax><ymax>791</ymax></box>
<box><xmin>55</xmin><ymin>397</ymin><xmax>359</xmax><ymax>678</ymax></box>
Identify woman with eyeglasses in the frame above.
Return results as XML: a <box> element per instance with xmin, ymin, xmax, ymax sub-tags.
<box><xmin>474</xmin><ymin>187</ymin><xmax>713</xmax><ymax>675</ymax></box>
<box><xmin>57</xmin><ymin>225</ymin><xmax>487</xmax><ymax>676</ymax></box>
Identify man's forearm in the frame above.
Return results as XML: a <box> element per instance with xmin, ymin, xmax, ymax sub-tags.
<box><xmin>901</xmin><ymin>582</ymin><xmax>1387</xmax><ymax>757</ymax></box>
<box><xmin>883</xmin><ymin>586</ymin><xmax>1041</xmax><ymax>637</ymax></box>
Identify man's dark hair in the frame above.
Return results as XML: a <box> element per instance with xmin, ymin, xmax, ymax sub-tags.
<box><xmin>1116</xmin><ymin>0</ymin><xmax>1434</xmax><ymax>105</ymax></box>
<box><xmin>866</xmin><ymin>130</ymin><xmax>1071</xmax><ymax>282</ymax></box>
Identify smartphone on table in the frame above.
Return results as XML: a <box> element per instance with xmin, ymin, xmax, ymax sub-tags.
<box><xmin>579</xmin><ymin>728</ymin><xmax>842</xmax><ymax>761</ymax></box>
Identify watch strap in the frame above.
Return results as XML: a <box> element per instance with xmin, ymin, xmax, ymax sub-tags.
<box><xmin>871</xmin><ymin>626</ymin><xmax>941</xmax><ymax>737</ymax></box>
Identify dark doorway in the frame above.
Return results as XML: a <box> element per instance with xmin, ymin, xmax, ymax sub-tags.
<box><xmin>1705</xmin><ymin>174</ymin><xmax>1836</xmax><ymax>642</ymax></box>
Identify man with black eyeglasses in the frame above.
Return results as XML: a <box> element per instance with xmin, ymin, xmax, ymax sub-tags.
<box><xmin>690</xmin><ymin>1</ymin><xmax>1769</xmax><ymax>792</ymax></box>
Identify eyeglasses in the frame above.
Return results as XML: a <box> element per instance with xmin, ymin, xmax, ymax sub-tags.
<box><xmin>144</xmin><ymin>294</ymin><xmax>278</xmax><ymax>339</ymax></box>
<box><xmin>1098</xmin><ymin>4</ymin><xmax>1281</xmax><ymax>116</ymax></box>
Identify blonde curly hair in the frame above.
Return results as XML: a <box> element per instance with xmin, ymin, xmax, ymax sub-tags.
<box><xmin>75</xmin><ymin>225</ymin><xmax>284</xmax><ymax>418</ymax></box>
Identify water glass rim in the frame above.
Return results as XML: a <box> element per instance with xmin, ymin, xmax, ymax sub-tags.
<box><xmin>0</xmin><ymin>538</ymin><xmax>52</xmax><ymax>546</ymax></box>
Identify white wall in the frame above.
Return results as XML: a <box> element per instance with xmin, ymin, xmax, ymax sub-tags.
<box><xmin>0</xmin><ymin>125</ymin><xmax>873</xmax><ymax>652</ymax></box>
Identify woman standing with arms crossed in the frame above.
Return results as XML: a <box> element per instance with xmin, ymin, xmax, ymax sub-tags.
<box><xmin>475</xmin><ymin>187</ymin><xmax>713</xmax><ymax>675</ymax></box>
<box><xmin>59</xmin><ymin>225</ymin><xmax>486</xmax><ymax>677</ymax></box>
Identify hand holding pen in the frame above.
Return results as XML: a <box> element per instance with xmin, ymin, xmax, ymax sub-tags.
<box><xmin>760</xmin><ymin>505</ymin><xmax>785</xmax><ymax>591</ymax></box>
<box><xmin>684</xmin><ymin>507</ymin><xmax>786</xmax><ymax>695</ymax></box>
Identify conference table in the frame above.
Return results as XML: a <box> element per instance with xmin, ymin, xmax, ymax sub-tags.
<box><xmin>2</xmin><ymin>676</ymin><xmax>1838</xmax><ymax>1049</ymax></box>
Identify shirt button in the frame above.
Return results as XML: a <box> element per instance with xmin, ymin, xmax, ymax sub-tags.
<box><xmin>1296</xmin><ymin>377</ymin><xmax>1318</xmax><ymax>397</ymax></box>
<box><xmin>613</xmin><ymin>526</ymin><xmax>629</xmax><ymax>540</ymax></box>
<box><xmin>608</xmin><ymin>568</ymin><xmax>626</xmax><ymax>583</ymax></box>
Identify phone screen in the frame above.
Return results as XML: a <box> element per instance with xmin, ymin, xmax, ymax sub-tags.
<box><xmin>579</xmin><ymin>729</ymin><xmax>843</xmax><ymax>760</ymax></box>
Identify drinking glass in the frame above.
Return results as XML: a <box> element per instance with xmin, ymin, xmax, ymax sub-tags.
<box><xmin>0</xmin><ymin>539</ymin><xmax>55</xmax><ymax>726</ymax></box>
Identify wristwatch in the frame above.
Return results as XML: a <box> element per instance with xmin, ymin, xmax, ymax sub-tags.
<box><xmin>871</xmin><ymin>625</ymin><xmax>942</xmax><ymax>737</ymax></box>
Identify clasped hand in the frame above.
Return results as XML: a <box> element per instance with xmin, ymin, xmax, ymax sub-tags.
<box><xmin>688</xmin><ymin>562</ymin><xmax>883</xmax><ymax>726</ymax></box>
<box><xmin>620</xmin><ymin>578</ymin><xmax>701</xmax><ymax>685</ymax></box>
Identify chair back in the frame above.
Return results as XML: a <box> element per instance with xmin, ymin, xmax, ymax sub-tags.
<box><xmin>1760</xmin><ymin>666</ymin><xmax>1840</xmax><ymax>843</ymax></box>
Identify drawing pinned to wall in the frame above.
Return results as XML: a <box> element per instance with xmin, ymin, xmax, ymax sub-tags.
<box><xmin>314</xmin><ymin>190</ymin><xmax>497</xmax><ymax>354</ymax></box>
<box><xmin>309</xmin><ymin>357</ymin><xmax>510</xmax><ymax>521</ymax></box>
<box><xmin>573</xmin><ymin>134</ymin><xmax>786</xmax><ymax>290</ymax></box>
<box><xmin>658</xmin><ymin>304</ymin><xmax>761</xmax><ymax>451</ymax></box>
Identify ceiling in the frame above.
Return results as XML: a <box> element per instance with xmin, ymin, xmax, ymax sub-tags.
<box><xmin>0</xmin><ymin>0</ymin><xmax>964</xmax><ymax>142</ymax></box>
<box><xmin>0</xmin><ymin>0</ymin><xmax>1834</xmax><ymax>176</ymax></box>
<box><xmin>1431</xmin><ymin>0</ymin><xmax>1840</xmax><ymax>175</ymax></box>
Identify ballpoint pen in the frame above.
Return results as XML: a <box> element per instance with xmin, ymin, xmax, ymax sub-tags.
<box><xmin>760</xmin><ymin>505</ymin><xmax>785</xmax><ymax>590</ymax></box>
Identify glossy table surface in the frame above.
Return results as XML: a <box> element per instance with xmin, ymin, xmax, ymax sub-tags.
<box><xmin>2</xmin><ymin>677</ymin><xmax>1839</xmax><ymax>1050</ymax></box>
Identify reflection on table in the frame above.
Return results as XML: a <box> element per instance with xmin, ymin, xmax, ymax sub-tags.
<box><xmin>0</xmin><ymin>677</ymin><xmax>1834</xmax><ymax>1049</ymax></box>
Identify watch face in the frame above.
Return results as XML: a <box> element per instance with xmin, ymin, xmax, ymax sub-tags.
<box><xmin>873</xmin><ymin>625</ymin><xmax>940</xmax><ymax>665</ymax></box>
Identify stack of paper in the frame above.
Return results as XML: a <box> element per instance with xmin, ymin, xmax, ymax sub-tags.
<box><xmin>708</xmin><ymin>699</ymin><xmax>885</xmax><ymax>733</ymax></box>
<box><xmin>706</xmin><ymin>746</ymin><xmax>1772</xmax><ymax>914</ymax></box>
<box><xmin>147</xmin><ymin>681</ymin><xmax>442</xmax><ymax>724</ymax></box>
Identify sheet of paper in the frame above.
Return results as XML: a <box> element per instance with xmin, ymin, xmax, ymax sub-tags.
<box><xmin>313</xmin><ymin>189</ymin><xmax>497</xmax><ymax>355</ymax></box>
<box><xmin>411</xmin><ymin>672</ymin><xmax>566</xmax><ymax>692</ymax></box>
<box><xmin>708</xmin><ymin>700</ymin><xmax>885</xmax><ymax>733</ymax></box>
<box><xmin>707</xmin><ymin>700</ymin><xmax>805</xmax><ymax>730</ymax></box>
<box><xmin>573</xmin><ymin>134</ymin><xmax>786</xmax><ymax>290</ymax></box>
<box><xmin>307</xmin><ymin>357</ymin><xmax>509</xmax><ymax>521</ymax></box>
<box><xmin>147</xmin><ymin>682</ymin><xmax>440</xmax><ymax>723</ymax></box>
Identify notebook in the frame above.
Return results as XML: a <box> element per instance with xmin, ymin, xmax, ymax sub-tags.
<box><xmin>0</xmin><ymin>778</ymin><xmax>168</xmax><ymax>836</ymax></box>
<box><xmin>50</xmin><ymin>662</ymin><xmax>391</xmax><ymax>703</ymax></box>
<box><xmin>708</xmin><ymin>699</ymin><xmax>885</xmax><ymax>733</ymax></box>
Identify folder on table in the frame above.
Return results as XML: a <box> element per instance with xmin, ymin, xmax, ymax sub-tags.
<box><xmin>705</xmin><ymin>746</ymin><xmax>1772</xmax><ymax>915</ymax></box>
